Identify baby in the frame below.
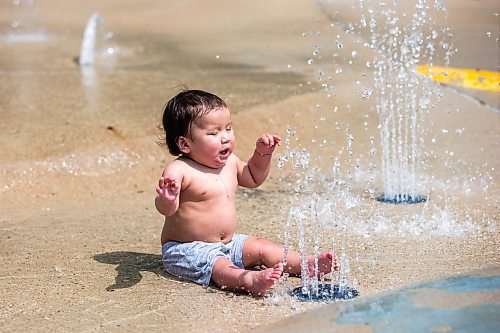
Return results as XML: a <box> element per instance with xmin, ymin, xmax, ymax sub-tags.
<box><xmin>156</xmin><ymin>89</ymin><xmax>337</xmax><ymax>295</ymax></box>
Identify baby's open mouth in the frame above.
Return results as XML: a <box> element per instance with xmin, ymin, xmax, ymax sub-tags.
<box><xmin>220</xmin><ymin>148</ymin><xmax>229</xmax><ymax>156</ymax></box>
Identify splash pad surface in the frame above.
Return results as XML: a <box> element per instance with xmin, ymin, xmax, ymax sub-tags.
<box><xmin>0</xmin><ymin>0</ymin><xmax>498</xmax><ymax>332</ymax></box>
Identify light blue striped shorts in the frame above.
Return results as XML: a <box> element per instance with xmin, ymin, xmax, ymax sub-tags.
<box><xmin>161</xmin><ymin>233</ymin><xmax>248</xmax><ymax>286</ymax></box>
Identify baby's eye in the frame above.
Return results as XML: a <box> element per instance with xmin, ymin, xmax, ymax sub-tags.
<box><xmin>208</xmin><ymin>131</ymin><xmax>219</xmax><ymax>136</ymax></box>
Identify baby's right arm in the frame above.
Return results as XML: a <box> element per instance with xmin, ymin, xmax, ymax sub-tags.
<box><xmin>155</xmin><ymin>166</ymin><xmax>182</xmax><ymax>216</ymax></box>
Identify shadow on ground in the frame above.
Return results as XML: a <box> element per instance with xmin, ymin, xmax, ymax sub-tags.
<box><xmin>94</xmin><ymin>251</ymin><xmax>164</xmax><ymax>291</ymax></box>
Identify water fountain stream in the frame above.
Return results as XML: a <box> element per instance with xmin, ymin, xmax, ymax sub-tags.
<box><xmin>78</xmin><ymin>12</ymin><xmax>119</xmax><ymax>99</ymax></box>
<box><xmin>279</xmin><ymin>126</ymin><xmax>360</xmax><ymax>302</ymax></box>
<box><xmin>282</xmin><ymin>0</ymin><xmax>456</xmax><ymax>302</ymax></box>
<box><xmin>365</xmin><ymin>0</ymin><xmax>453</xmax><ymax>204</ymax></box>
<box><xmin>79</xmin><ymin>12</ymin><xmax>113</xmax><ymax>66</ymax></box>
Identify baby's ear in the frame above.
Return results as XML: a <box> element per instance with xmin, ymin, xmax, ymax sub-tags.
<box><xmin>176</xmin><ymin>136</ymin><xmax>190</xmax><ymax>154</ymax></box>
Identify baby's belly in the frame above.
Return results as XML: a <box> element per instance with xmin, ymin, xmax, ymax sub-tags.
<box><xmin>162</xmin><ymin>207</ymin><xmax>237</xmax><ymax>244</ymax></box>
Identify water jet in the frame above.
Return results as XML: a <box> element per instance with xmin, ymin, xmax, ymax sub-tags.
<box><xmin>79</xmin><ymin>12</ymin><xmax>117</xmax><ymax>66</ymax></box>
<box><xmin>280</xmin><ymin>0</ymin><xmax>457</xmax><ymax>301</ymax></box>
<box><xmin>365</xmin><ymin>0</ymin><xmax>453</xmax><ymax>204</ymax></box>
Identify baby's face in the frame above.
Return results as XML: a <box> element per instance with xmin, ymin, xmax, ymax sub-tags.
<box><xmin>186</xmin><ymin>107</ymin><xmax>235</xmax><ymax>168</ymax></box>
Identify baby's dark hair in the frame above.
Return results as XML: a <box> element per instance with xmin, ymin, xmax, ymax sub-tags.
<box><xmin>161</xmin><ymin>89</ymin><xmax>227</xmax><ymax>156</ymax></box>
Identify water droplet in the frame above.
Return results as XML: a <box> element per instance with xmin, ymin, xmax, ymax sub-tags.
<box><xmin>362</xmin><ymin>87</ymin><xmax>373</xmax><ymax>100</ymax></box>
<box><xmin>307</xmin><ymin>58</ymin><xmax>314</xmax><ymax>65</ymax></box>
<box><xmin>313</xmin><ymin>44</ymin><xmax>320</xmax><ymax>56</ymax></box>
<box><xmin>419</xmin><ymin>97</ymin><xmax>430</xmax><ymax>109</ymax></box>
<box><xmin>104</xmin><ymin>32</ymin><xmax>114</xmax><ymax>40</ymax></box>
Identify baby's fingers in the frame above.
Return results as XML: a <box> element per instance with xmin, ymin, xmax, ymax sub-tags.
<box><xmin>159</xmin><ymin>176</ymin><xmax>173</xmax><ymax>187</ymax></box>
<box><xmin>262</xmin><ymin>134</ymin><xmax>282</xmax><ymax>148</ymax></box>
<box><xmin>257</xmin><ymin>134</ymin><xmax>276</xmax><ymax>147</ymax></box>
<box><xmin>158</xmin><ymin>176</ymin><xmax>179</xmax><ymax>192</ymax></box>
<box><xmin>168</xmin><ymin>180</ymin><xmax>180</xmax><ymax>192</ymax></box>
<box><xmin>256</xmin><ymin>135</ymin><xmax>268</xmax><ymax>146</ymax></box>
<box><xmin>272</xmin><ymin>135</ymin><xmax>282</xmax><ymax>146</ymax></box>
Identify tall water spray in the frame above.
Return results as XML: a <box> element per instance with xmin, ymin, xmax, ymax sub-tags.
<box><xmin>362</xmin><ymin>0</ymin><xmax>453</xmax><ymax>204</ymax></box>
<box><xmin>279</xmin><ymin>0</ymin><xmax>455</xmax><ymax>302</ymax></box>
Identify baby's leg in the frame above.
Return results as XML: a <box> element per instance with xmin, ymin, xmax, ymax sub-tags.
<box><xmin>211</xmin><ymin>257</ymin><xmax>283</xmax><ymax>296</ymax></box>
<box><xmin>242</xmin><ymin>236</ymin><xmax>338</xmax><ymax>277</ymax></box>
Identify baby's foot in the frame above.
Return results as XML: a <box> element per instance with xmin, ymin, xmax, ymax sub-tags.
<box><xmin>245</xmin><ymin>262</ymin><xmax>283</xmax><ymax>296</ymax></box>
<box><xmin>308</xmin><ymin>252</ymin><xmax>338</xmax><ymax>277</ymax></box>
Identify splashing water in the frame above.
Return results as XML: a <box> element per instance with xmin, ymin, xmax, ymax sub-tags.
<box><xmin>279</xmin><ymin>0</ymin><xmax>462</xmax><ymax>302</ymax></box>
<box><xmin>362</xmin><ymin>0</ymin><xmax>454</xmax><ymax>203</ymax></box>
<box><xmin>279</xmin><ymin>126</ymin><xmax>359</xmax><ymax>302</ymax></box>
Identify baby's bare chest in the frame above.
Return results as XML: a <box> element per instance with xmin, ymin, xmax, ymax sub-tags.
<box><xmin>182</xmin><ymin>173</ymin><xmax>237</xmax><ymax>202</ymax></box>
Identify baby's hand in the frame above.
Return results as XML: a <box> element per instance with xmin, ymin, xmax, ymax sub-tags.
<box><xmin>255</xmin><ymin>134</ymin><xmax>281</xmax><ymax>156</ymax></box>
<box><xmin>156</xmin><ymin>176</ymin><xmax>180</xmax><ymax>202</ymax></box>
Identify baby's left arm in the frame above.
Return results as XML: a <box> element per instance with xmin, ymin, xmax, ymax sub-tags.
<box><xmin>237</xmin><ymin>134</ymin><xmax>281</xmax><ymax>188</ymax></box>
